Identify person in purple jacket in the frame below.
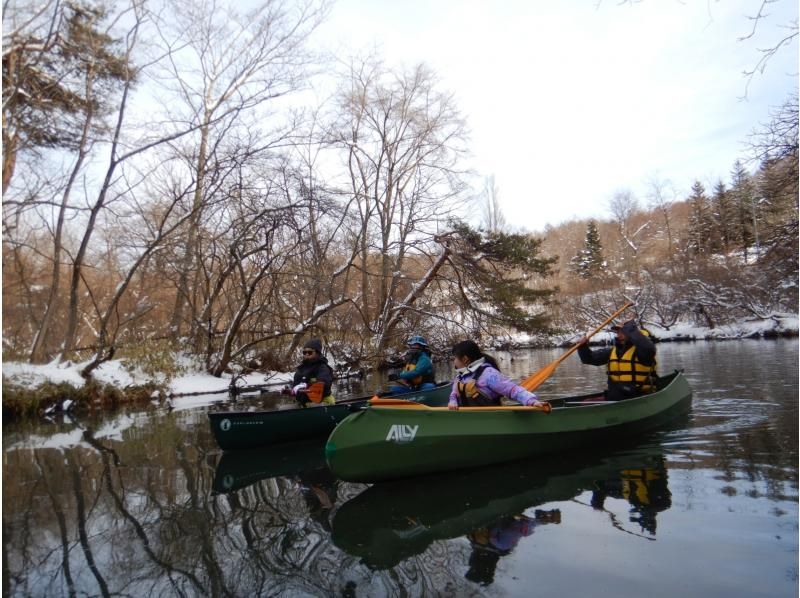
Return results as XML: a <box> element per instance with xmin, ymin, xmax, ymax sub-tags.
<box><xmin>448</xmin><ymin>340</ymin><xmax>547</xmax><ymax>410</ymax></box>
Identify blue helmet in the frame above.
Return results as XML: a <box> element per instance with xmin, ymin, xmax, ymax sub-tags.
<box><xmin>406</xmin><ymin>335</ymin><xmax>428</xmax><ymax>347</ymax></box>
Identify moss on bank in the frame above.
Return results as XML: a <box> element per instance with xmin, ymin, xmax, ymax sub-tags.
<box><xmin>2</xmin><ymin>379</ymin><xmax>166</xmax><ymax>421</ymax></box>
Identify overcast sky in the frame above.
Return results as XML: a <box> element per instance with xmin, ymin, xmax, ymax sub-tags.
<box><xmin>312</xmin><ymin>0</ymin><xmax>798</xmax><ymax>231</ymax></box>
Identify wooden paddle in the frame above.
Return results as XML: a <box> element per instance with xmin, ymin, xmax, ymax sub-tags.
<box><xmin>368</xmin><ymin>401</ymin><xmax>552</xmax><ymax>413</ymax></box>
<box><xmin>520</xmin><ymin>301</ymin><xmax>634</xmax><ymax>392</ymax></box>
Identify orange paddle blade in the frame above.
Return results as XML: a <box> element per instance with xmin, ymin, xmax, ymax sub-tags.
<box><xmin>305</xmin><ymin>382</ymin><xmax>325</xmax><ymax>404</ymax></box>
<box><xmin>521</xmin><ymin>362</ymin><xmax>559</xmax><ymax>392</ymax></box>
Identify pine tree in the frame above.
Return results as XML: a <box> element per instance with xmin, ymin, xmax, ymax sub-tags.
<box><xmin>569</xmin><ymin>220</ymin><xmax>607</xmax><ymax>279</ymax></box>
<box><xmin>730</xmin><ymin>160</ymin><xmax>760</xmax><ymax>262</ymax></box>
<box><xmin>2</xmin><ymin>2</ymin><xmax>132</xmax><ymax>192</ymax></box>
<box><xmin>686</xmin><ymin>181</ymin><xmax>713</xmax><ymax>260</ymax></box>
<box><xmin>710</xmin><ymin>181</ymin><xmax>733</xmax><ymax>255</ymax></box>
<box><xmin>447</xmin><ymin>221</ymin><xmax>558</xmax><ymax>332</ymax></box>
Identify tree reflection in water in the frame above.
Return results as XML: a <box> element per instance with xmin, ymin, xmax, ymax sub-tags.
<box><xmin>4</xmin><ymin>341</ymin><xmax>797</xmax><ymax>596</ymax></box>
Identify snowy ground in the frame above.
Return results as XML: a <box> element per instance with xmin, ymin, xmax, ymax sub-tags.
<box><xmin>3</xmin><ymin>314</ymin><xmax>796</xmax><ymax>413</ymax></box>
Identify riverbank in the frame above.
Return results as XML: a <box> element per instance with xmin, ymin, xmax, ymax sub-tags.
<box><xmin>3</xmin><ymin>315</ymin><xmax>797</xmax><ymax>419</ymax></box>
<box><xmin>502</xmin><ymin>313</ymin><xmax>799</xmax><ymax>349</ymax></box>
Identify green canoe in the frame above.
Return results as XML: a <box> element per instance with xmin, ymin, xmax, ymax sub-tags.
<box><xmin>332</xmin><ymin>443</ymin><xmax>671</xmax><ymax>569</ymax></box>
<box><xmin>325</xmin><ymin>370</ymin><xmax>692</xmax><ymax>482</ymax></box>
<box><xmin>208</xmin><ymin>381</ymin><xmax>451</xmax><ymax>450</ymax></box>
<box><xmin>211</xmin><ymin>438</ymin><xmax>327</xmax><ymax>493</ymax></box>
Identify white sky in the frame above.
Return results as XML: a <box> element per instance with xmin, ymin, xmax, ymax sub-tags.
<box><xmin>312</xmin><ymin>0</ymin><xmax>798</xmax><ymax>231</ymax></box>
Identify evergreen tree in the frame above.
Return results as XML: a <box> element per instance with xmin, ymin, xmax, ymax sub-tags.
<box><xmin>2</xmin><ymin>2</ymin><xmax>132</xmax><ymax>192</ymax></box>
<box><xmin>730</xmin><ymin>160</ymin><xmax>760</xmax><ymax>262</ymax></box>
<box><xmin>569</xmin><ymin>220</ymin><xmax>607</xmax><ymax>279</ymax></box>
<box><xmin>710</xmin><ymin>180</ymin><xmax>733</xmax><ymax>254</ymax></box>
<box><xmin>686</xmin><ymin>181</ymin><xmax>713</xmax><ymax>260</ymax></box>
<box><xmin>447</xmin><ymin>221</ymin><xmax>558</xmax><ymax>333</ymax></box>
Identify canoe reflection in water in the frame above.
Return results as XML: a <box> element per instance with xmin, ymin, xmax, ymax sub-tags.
<box><xmin>212</xmin><ymin>439</ymin><xmax>327</xmax><ymax>494</ymax></box>
<box><xmin>465</xmin><ymin>509</ymin><xmax>561</xmax><ymax>586</ymax></box>
<box><xmin>212</xmin><ymin>439</ymin><xmax>339</xmax><ymax>530</ymax></box>
<box><xmin>332</xmin><ymin>443</ymin><xmax>673</xmax><ymax>576</ymax></box>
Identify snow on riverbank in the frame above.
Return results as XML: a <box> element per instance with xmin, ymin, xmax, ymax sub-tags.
<box><xmin>3</xmin><ymin>314</ymin><xmax>796</xmax><ymax>411</ymax></box>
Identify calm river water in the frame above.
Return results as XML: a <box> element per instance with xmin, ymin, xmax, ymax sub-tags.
<box><xmin>3</xmin><ymin>339</ymin><xmax>798</xmax><ymax>597</ymax></box>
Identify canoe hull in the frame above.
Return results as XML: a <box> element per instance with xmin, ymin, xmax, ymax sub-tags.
<box><xmin>208</xmin><ymin>382</ymin><xmax>451</xmax><ymax>450</ymax></box>
<box><xmin>325</xmin><ymin>371</ymin><xmax>692</xmax><ymax>482</ymax></box>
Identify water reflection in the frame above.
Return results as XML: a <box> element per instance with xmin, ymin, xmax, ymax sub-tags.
<box><xmin>465</xmin><ymin>509</ymin><xmax>561</xmax><ymax>586</ymax></box>
<box><xmin>587</xmin><ymin>458</ymin><xmax>671</xmax><ymax>536</ymax></box>
<box><xmin>3</xmin><ymin>340</ymin><xmax>797</xmax><ymax>597</ymax></box>
<box><xmin>331</xmin><ymin>441</ymin><xmax>672</xmax><ymax>576</ymax></box>
<box><xmin>211</xmin><ymin>439</ymin><xmax>327</xmax><ymax>493</ymax></box>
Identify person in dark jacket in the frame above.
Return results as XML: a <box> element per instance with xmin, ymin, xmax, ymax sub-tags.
<box><xmin>577</xmin><ymin>316</ymin><xmax>658</xmax><ymax>401</ymax></box>
<box><xmin>282</xmin><ymin>338</ymin><xmax>335</xmax><ymax>406</ymax></box>
<box><xmin>387</xmin><ymin>335</ymin><xmax>437</xmax><ymax>394</ymax></box>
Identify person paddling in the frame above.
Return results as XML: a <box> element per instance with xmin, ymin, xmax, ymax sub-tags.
<box><xmin>282</xmin><ymin>338</ymin><xmax>336</xmax><ymax>406</ymax></box>
<box><xmin>387</xmin><ymin>335</ymin><xmax>437</xmax><ymax>394</ymax></box>
<box><xmin>448</xmin><ymin>340</ymin><xmax>547</xmax><ymax>410</ymax></box>
<box><xmin>576</xmin><ymin>314</ymin><xmax>658</xmax><ymax>401</ymax></box>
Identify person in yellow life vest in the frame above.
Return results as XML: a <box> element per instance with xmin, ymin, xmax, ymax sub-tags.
<box><xmin>281</xmin><ymin>338</ymin><xmax>336</xmax><ymax>407</ymax></box>
<box><xmin>387</xmin><ymin>335</ymin><xmax>437</xmax><ymax>394</ymax></box>
<box><xmin>576</xmin><ymin>316</ymin><xmax>657</xmax><ymax>401</ymax></box>
<box><xmin>448</xmin><ymin>340</ymin><xmax>546</xmax><ymax>410</ymax></box>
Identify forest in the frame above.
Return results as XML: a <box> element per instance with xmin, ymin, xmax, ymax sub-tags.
<box><xmin>3</xmin><ymin>0</ymin><xmax>798</xmax><ymax>383</ymax></box>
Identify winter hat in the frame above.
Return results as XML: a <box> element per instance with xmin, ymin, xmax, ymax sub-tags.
<box><xmin>303</xmin><ymin>338</ymin><xmax>323</xmax><ymax>353</ymax></box>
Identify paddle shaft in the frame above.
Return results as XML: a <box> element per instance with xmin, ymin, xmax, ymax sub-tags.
<box><xmin>553</xmin><ymin>301</ymin><xmax>635</xmax><ymax>367</ymax></box>
<box><xmin>521</xmin><ymin>301</ymin><xmax>634</xmax><ymax>391</ymax></box>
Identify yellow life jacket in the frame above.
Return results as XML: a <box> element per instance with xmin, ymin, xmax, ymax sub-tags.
<box><xmin>621</xmin><ymin>468</ymin><xmax>662</xmax><ymax>506</ymax></box>
<box><xmin>456</xmin><ymin>365</ymin><xmax>501</xmax><ymax>407</ymax></box>
<box><xmin>607</xmin><ymin>331</ymin><xmax>657</xmax><ymax>393</ymax></box>
<box><xmin>403</xmin><ymin>362</ymin><xmax>423</xmax><ymax>386</ymax></box>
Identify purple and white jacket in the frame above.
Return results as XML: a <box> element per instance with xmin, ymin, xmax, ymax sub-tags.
<box><xmin>448</xmin><ymin>358</ymin><xmax>539</xmax><ymax>408</ymax></box>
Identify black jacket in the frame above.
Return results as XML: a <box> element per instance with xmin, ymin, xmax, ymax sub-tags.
<box><xmin>293</xmin><ymin>356</ymin><xmax>334</xmax><ymax>397</ymax></box>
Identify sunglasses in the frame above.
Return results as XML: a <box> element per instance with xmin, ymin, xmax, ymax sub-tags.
<box><xmin>302</xmin><ymin>350</ymin><xmax>316</xmax><ymax>355</ymax></box>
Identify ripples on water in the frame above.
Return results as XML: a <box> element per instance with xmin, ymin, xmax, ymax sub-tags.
<box><xmin>2</xmin><ymin>339</ymin><xmax>797</xmax><ymax>598</ymax></box>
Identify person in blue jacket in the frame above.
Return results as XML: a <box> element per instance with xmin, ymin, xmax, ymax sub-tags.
<box><xmin>387</xmin><ymin>335</ymin><xmax>437</xmax><ymax>394</ymax></box>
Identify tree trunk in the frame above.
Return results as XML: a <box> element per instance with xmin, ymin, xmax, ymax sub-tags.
<box><xmin>30</xmin><ymin>70</ymin><xmax>96</xmax><ymax>362</ymax></box>
<box><xmin>169</xmin><ymin>121</ymin><xmax>209</xmax><ymax>340</ymax></box>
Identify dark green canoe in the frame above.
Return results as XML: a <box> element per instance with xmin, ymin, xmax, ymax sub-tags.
<box><xmin>332</xmin><ymin>443</ymin><xmax>671</xmax><ymax>569</ymax></box>
<box><xmin>212</xmin><ymin>438</ymin><xmax>327</xmax><ymax>493</ymax></box>
<box><xmin>208</xmin><ymin>381</ymin><xmax>451</xmax><ymax>450</ymax></box>
<box><xmin>325</xmin><ymin>370</ymin><xmax>692</xmax><ymax>482</ymax></box>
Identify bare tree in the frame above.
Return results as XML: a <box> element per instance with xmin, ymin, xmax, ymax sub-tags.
<box><xmin>645</xmin><ymin>175</ymin><xmax>678</xmax><ymax>273</ymax></box>
<box><xmin>482</xmin><ymin>174</ymin><xmax>507</xmax><ymax>233</ymax></box>
<box><xmin>739</xmin><ymin>0</ymin><xmax>799</xmax><ymax>96</ymax></box>
<box><xmin>608</xmin><ymin>188</ymin><xmax>649</xmax><ymax>283</ymax></box>
<box><xmin>329</xmin><ymin>57</ymin><xmax>469</xmax><ymax>353</ymax></box>
<box><xmin>153</xmin><ymin>0</ymin><xmax>330</xmax><ymax>343</ymax></box>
